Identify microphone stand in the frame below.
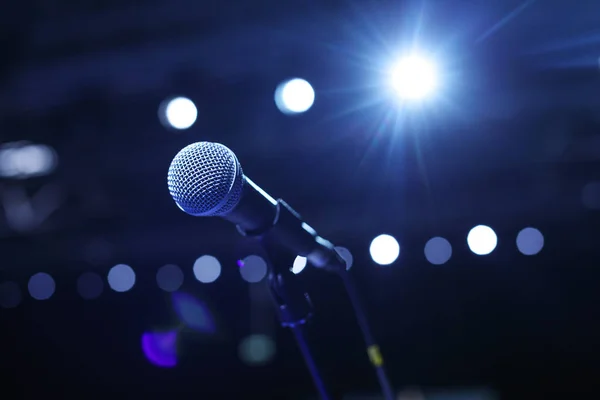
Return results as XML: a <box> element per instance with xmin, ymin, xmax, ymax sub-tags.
<box><xmin>239</xmin><ymin>198</ymin><xmax>393</xmax><ymax>400</ymax></box>
<box><xmin>263</xmin><ymin>254</ymin><xmax>394</xmax><ymax>400</ymax></box>
<box><xmin>264</xmin><ymin>247</ymin><xmax>331</xmax><ymax>400</ymax></box>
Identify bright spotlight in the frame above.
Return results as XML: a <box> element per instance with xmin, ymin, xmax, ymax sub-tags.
<box><xmin>275</xmin><ymin>78</ymin><xmax>315</xmax><ymax>114</ymax></box>
<box><xmin>160</xmin><ymin>96</ymin><xmax>197</xmax><ymax>130</ymax></box>
<box><xmin>369</xmin><ymin>234</ymin><xmax>400</xmax><ymax>266</ymax></box>
<box><xmin>390</xmin><ymin>55</ymin><xmax>437</xmax><ymax>100</ymax></box>
<box><xmin>467</xmin><ymin>225</ymin><xmax>497</xmax><ymax>256</ymax></box>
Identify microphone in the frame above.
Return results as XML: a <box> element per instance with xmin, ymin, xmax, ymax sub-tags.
<box><xmin>167</xmin><ymin>141</ymin><xmax>345</xmax><ymax>271</ymax></box>
<box><xmin>167</xmin><ymin>141</ymin><xmax>396</xmax><ymax>400</ymax></box>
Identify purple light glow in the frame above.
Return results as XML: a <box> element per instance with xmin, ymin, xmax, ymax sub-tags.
<box><xmin>141</xmin><ymin>331</ymin><xmax>178</xmax><ymax>368</ymax></box>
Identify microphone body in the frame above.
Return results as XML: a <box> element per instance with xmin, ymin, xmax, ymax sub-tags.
<box><xmin>167</xmin><ymin>142</ymin><xmax>345</xmax><ymax>271</ymax></box>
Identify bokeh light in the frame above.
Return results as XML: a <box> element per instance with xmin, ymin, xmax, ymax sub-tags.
<box><xmin>516</xmin><ymin>227</ymin><xmax>544</xmax><ymax>256</ymax></box>
<box><xmin>467</xmin><ymin>225</ymin><xmax>498</xmax><ymax>256</ymax></box>
<box><xmin>291</xmin><ymin>248</ymin><xmax>353</xmax><ymax>273</ymax></box>
<box><xmin>156</xmin><ymin>264</ymin><xmax>184</xmax><ymax>292</ymax></box>
<box><xmin>76</xmin><ymin>272</ymin><xmax>104</xmax><ymax>300</ymax></box>
<box><xmin>28</xmin><ymin>272</ymin><xmax>56</xmax><ymax>300</ymax></box>
<box><xmin>334</xmin><ymin>246</ymin><xmax>354</xmax><ymax>270</ymax></box>
<box><xmin>369</xmin><ymin>234</ymin><xmax>400</xmax><ymax>265</ymax></box>
<box><xmin>160</xmin><ymin>96</ymin><xmax>197</xmax><ymax>130</ymax></box>
<box><xmin>193</xmin><ymin>255</ymin><xmax>221</xmax><ymax>283</ymax></box>
<box><xmin>239</xmin><ymin>255</ymin><xmax>268</xmax><ymax>283</ymax></box>
<box><xmin>107</xmin><ymin>264</ymin><xmax>136</xmax><ymax>292</ymax></box>
<box><xmin>424</xmin><ymin>237</ymin><xmax>452</xmax><ymax>265</ymax></box>
<box><xmin>274</xmin><ymin>78</ymin><xmax>315</xmax><ymax>114</ymax></box>
<box><xmin>141</xmin><ymin>330</ymin><xmax>178</xmax><ymax>368</ymax></box>
<box><xmin>291</xmin><ymin>256</ymin><xmax>308</xmax><ymax>274</ymax></box>
<box><xmin>238</xmin><ymin>334</ymin><xmax>276</xmax><ymax>366</ymax></box>
<box><xmin>172</xmin><ymin>292</ymin><xmax>216</xmax><ymax>333</ymax></box>
<box><xmin>581</xmin><ymin>181</ymin><xmax>600</xmax><ymax>210</ymax></box>
<box><xmin>0</xmin><ymin>281</ymin><xmax>22</xmax><ymax>308</ymax></box>
<box><xmin>0</xmin><ymin>142</ymin><xmax>57</xmax><ymax>179</ymax></box>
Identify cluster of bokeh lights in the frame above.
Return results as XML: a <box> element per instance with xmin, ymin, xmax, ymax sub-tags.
<box><xmin>367</xmin><ymin>225</ymin><xmax>544</xmax><ymax>266</ymax></box>
<box><xmin>159</xmin><ymin>77</ymin><xmax>317</xmax><ymax>131</ymax></box>
<box><xmin>158</xmin><ymin>54</ymin><xmax>439</xmax><ymax>130</ymax></box>
<box><xmin>0</xmin><ymin>225</ymin><xmax>545</xmax><ymax>309</ymax></box>
<box><xmin>0</xmin><ymin>224</ymin><xmax>545</xmax><ymax>369</ymax></box>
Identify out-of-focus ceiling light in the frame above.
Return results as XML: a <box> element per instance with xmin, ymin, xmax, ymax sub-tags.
<box><xmin>0</xmin><ymin>142</ymin><xmax>57</xmax><ymax>179</ymax></box>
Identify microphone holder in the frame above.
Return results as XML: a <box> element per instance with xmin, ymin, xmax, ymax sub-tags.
<box><xmin>264</xmin><ymin>246</ymin><xmax>331</xmax><ymax>400</ymax></box>
<box><xmin>241</xmin><ymin>199</ymin><xmax>394</xmax><ymax>400</ymax></box>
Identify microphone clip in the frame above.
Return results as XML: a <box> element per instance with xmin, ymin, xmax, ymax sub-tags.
<box><xmin>238</xmin><ymin>198</ymin><xmax>346</xmax><ymax>272</ymax></box>
<box><xmin>268</xmin><ymin>270</ymin><xmax>314</xmax><ymax>328</ymax></box>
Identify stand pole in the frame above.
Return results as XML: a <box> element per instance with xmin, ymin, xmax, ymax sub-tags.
<box><xmin>338</xmin><ymin>268</ymin><xmax>395</xmax><ymax>400</ymax></box>
<box><xmin>290</xmin><ymin>324</ymin><xmax>330</xmax><ymax>400</ymax></box>
<box><xmin>268</xmin><ymin>270</ymin><xmax>331</xmax><ymax>400</ymax></box>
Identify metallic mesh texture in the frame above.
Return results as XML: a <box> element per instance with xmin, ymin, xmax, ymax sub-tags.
<box><xmin>167</xmin><ymin>142</ymin><xmax>244</xmax><ymax>216</ymax></box>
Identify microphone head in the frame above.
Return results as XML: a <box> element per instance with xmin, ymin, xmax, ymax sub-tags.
<box><xmin>167</xmin><ymin>142</ymin><xmax>244</xmax><ymax>216</ymax></box>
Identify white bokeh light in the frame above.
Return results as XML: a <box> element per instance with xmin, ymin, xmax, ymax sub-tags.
<box><xmin>467</xmin><ymin>225</ymin><xmax>498</xmax><ymax>256</ymax></box>
<box><xmin>161</xmin><ymin>97</ymin><xmax>197</xmax><ymax>130</ymax></box>
<box><xmin>291</xmin><ymin>256</ymin><xmax>308</xmax><ymax>275</ymax></box>
<box><xmin>516</xmin><ymin>227</ymin><xmax>544</xmax><ymax>256</ymax></box>
<box><xmin>0</xmin><ymin>142</ymin><xmax>57</xmax><ymax>179</ymax></box>
<box><xmin>369</xmin><ymin>234</ymin><xmax>400</xmax><ymax>266</ymax></box>
<box><xmin>424</xmin><ymin>237</ymin><xmax>452</xmax><ymax>265</ymax></box>
<box><xmin>275</xmin><ymin>78</ymin><xmax>315</xmax><ymax>114</ymax></box>
<box><xmin>193</xmin><ymin>255</ymin><xmax>221</xmax><ymax>283</ymax></box>
<box><xmin>292</xmin><ymin>247</ymin><xmax>353</xmax><ymax>273</ymax></box>
<box><xmin>107</xmin><ymin>264</ymin><xmax>136</xmax><ymax>292</ymax></box>
<box><xmin>390</xmin><ymin>55</ymin><xmax>437</xmax><ymax>100</ymax></box>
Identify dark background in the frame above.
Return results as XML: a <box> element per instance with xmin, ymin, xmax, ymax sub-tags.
<box><xmin>1</xmin><ymin>0</ymin><xmax>600</xmax><ymax>398</ymax></box>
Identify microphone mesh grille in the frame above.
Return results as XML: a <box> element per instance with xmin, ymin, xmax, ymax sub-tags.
<box><xmin>167</xmin><ymin>142</ymin><xmax>243</xmax><ymax>216</ymax></box>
